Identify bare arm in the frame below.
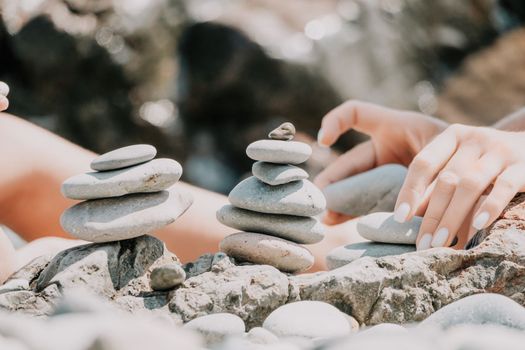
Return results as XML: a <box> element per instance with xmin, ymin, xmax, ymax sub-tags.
<box><xmin>493</xmin><ymin>107</ymin><xmax>525</xmax><ymax>131</ymax></box>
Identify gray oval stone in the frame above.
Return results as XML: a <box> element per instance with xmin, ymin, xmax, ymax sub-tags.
<box><xmin>229</xmin><ymin>177</ymin><xmax>326</xmax><ymax>217</ymax></box>
<box><xmin>419</xmin><ymin>294</ymin><xmax>525</xmax><ymax>330</ymax></box>
<box><xmin>0</xmin><ymin>82</ymin><xmax>9</xmax><ymax>96</ymax></box>
<box><xmin>357</xmin><ymin>212</ymin><xmax>422</xmax><ymax>244</ymax></box>
<box><xmin>184</xmin><ymin>313</ymin><xmax>245</xmax><ymax>346</ymax></box>
<box><xmin>150</xmin><ymin>264</ymin><xmax>186</xmax><ymax>291</ymax></box>
<box><xmin>326</xmin><ymin>242</ymin><xmax>415</xmax><ymax>270</ymax></box>
<box><xmin>60</xmin><ymin>187</ymin><xmax>193</xmax><ymax>242</ymax></box>
<box><xmin>217</xmin><ymin>205</ymin><xmax>324</xmax><ymax>244</ymax></box>
<box><xmin>220</xmin><ymin>232</ymin><xmax>314</xmax><ymax>273</ymax></box>
<box><xmin>263</xmin><ymin>301</ymin><xmax>351</xmax><ymax>339</ymax></box>
<box><xmin>91</xmin><ymin>144</ymin><xmax>157</xmax><ymax>171</ymax></box>
<box><xmin>62</xmin><ymin>158</ymin><xmax>182</xmax><ymax>200</ymax></box>
<box><xmin>324</xmin><ymin>164</ymin><xmax>407</xmax><ymax>217</ymax></box>
<box><xmin>246</xmin><ymin>140</ymin><xmax>312</xmax><ymax>164</ymax></box>
<box><xmin>252</xmin><ymin>162</ymin><xmax>308</xmax><ymax>186</ymax></box>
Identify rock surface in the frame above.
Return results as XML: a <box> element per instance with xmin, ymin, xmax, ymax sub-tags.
<box><xmin>91</xmin><ymin>144</ymin><xmax>157</xmax><ymax>171</ymax></box>
<box><xmin>252</xmin><ymin>162</ymin><xmax>308</xmax><ymax>186</ymax></box>
<box><xmin>246</xmin><ymin>140</ymin><xmax>312</xmax><ymax>164</ymax></box>
<box><xmin>217</xmin><ymin>205</ymin><xmax>324</xmax><ymax>244</ymax></box>
<box><xmin>324</xmin><ymin>164</ymin><xmax>407</xmax><ymax>217</ymax></box>
<box><xmin>326</xmin><ymin>242</ymin><xmax>416</xmax><ymax>270</ymax></box>
<box><xmin>357</xmin><ymin>212</ymin><xmax>422</xmax><ymax>244</ymax></box>
<box><xmin>184</xmin><ymin>313</ymin><xmax>245</xmax><ymax>346</ymax></box>
<box><xmin>229</xmin><ymin>177</ymin><xmax>326</xmax><ymax>217</ymax></box>
<box><xmin>62</xmin><ymin>158</ymin><xmax>182</xmax><ymax>200</ymax></box>
<box><xmin>150</xmin><ymin>264</ymin><xmax>186</xmax><ymax>291</ymax></box>
<box><xmin>61</xmin><ymin>186</ymin><xmax>193</xmax><ymax>242</ymax></box>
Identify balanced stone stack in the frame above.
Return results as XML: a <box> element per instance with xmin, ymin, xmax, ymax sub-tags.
<box><xmin>217</xmin><ymin>123</ymin><xmax>326</xmax><ymax>273</ymax></box>
<box><xmin>60</xmin><ymin>144</ymin><xmax>193</xmax><ymax>244</ymax></box>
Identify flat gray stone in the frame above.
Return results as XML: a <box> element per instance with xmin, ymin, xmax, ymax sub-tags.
<box><xmin>217</xmin><ymin>205</ymin><xmax>324</xmax><ymax>244</ymax></box>
<box><xmin>263</xmin><ymin>301</ymin><xmax>351</xmax><ymax>339</ymax></box>
<box><xmin>229</xmin><ymin>177</ymin><xmax>325</xmax><ymax>217</ymax></box>
<box><xmin>220</xmin><ymin>232</ymin><xmax>314</xmax><ymax>273</ymax></box>
<box><xmin>62</xmin><ymin>158</ymin><xmax>182</xmax><ymax>200</ymax></box>
<box><xmin>91</xmin><ymin>144</ymin><xmax>157</xmax><ymax>171</ymax></box>
<box><xmin>184</xmin><ymin>313</ymin><xmax>245</xmax><ymax>346</ymax></box>
<box><xmin>252</xmin><ymin>161</ymin><xmax>308</xmax><ymax>186</ymax></box>
<box><xmin>326</xmin><ymin>242</ymin><xmax>415</xmax><ymax>270</ymax></box>
<box><xmin>60</xmin><ymin>187</ymin><xmax>193</xmax><ymax>242</ymax></box>
<box><xmin>324</xmin><ymin>164</ymin><xmax>407</xmax><ymax>217</ymax></box>
<box><xmin>419</xmin><ymin>294</ymin><xmax>525</xmax><ymax>330</ymax></box>
<box><xmin>357</xmin><ymin>212</ymin><xmax>421</xmax><ymax>244</ymax></box>
<box><xmin>246</xmin><ymin>140</ymin><xmax>311</xmax><ymax>165</ymax></box>
<box><xmin>150</xmin><ymin>264</ymin><xmax>186</xmax><ymax>291</ymax></box>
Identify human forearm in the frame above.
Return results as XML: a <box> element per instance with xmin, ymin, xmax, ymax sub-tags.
<box><xmin>492</xmin><ymin>107</ymin><xmax>525</xmax><ymax>131</ymax></box>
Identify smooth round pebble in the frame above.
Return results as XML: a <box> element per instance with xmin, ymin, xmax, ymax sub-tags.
<box><xmin>60</xmin><ymin>187</ymin><xmax>193</xmax><ymax>242</ymax></box>
<box><xmin>229</xmin><ymin>177</ymin><xmax>325</xmax><ymax>217</ymax></box>
<box><xmin>150</xmin><ymin>264</ymin><xmax>186</xmax><ymax>291</ymax></box>
<box><xmin>220</xmin><ymin>232</ymin><xmax>314</xmax><ymax>273</ymax></box>
<box><xmin>252</xmin><ymin>162</ymin><xmax>308</xmax><ymax>186</ymax></box>
<box><xmin>419</xmin><ymin>293</ymin><xmax>525</xmax><ymax>330</ymax></box>
<box><xmin>324</xmin><ymin>164</ymin><xmax>407</xmax><ymax>217</ymax></box>
<box><xmin>184</xmin><ymin>313</ymin><xmax>245</xmax><ymax>346</ymax></box>
<box><xmin>263</xmin><ymin>301</ymin><xmax>351</xmax><ymax>339</ymax></box>
<box><xmin>91</xmin><ymin>144</ymin><xmax>157</xmax><ymax>171</ymax></box>
<box><xmin>62</xmin><ymin>158</ymin><xmax>182</xmax><ymax>200</ymax></box>
<box><xmin>217</xmin><ymin>205</ymin><xmax>324</xmax><ymax>244</ymax></box>
<box><xmin>357</xmin><ymin>212</ymin><xmax>422</xmax><ymax>245</ymax></box>
<box><xmin>244</xmin><ymin>327</ymin><xmax>279</xmax><ymax>344</ymax></box>
<box><xmin>246</xmin><ymin>140</ymin><xmax>312</xmax><ymax>164</ymax></box>
<box><xmin>0</xmin><ymin>82</ymin><xmax>9</xmax><ymax>96</ymax></box>
<box><xmin>359</xmin><ymin>323</ymin><xmax>407</xmax><ymax>337</ymax></box>
<box><xmin>326</xmin><ymin>242</ymin><xmax>415</xmax><ymax>270</ymax></box>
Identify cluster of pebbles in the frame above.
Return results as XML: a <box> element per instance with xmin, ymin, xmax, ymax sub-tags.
<box><xmin>217</xmin><ymin>123</ymin><xmax>326</xmax><ymax>273</ymax></box>
<box><xmin>60</xmin><ymin>144</ymin><xmax>192</xmax><ymax>290</ymax></box>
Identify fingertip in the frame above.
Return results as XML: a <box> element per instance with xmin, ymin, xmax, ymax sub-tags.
<box><xmin>0</xmin><ymin>96</ymin><xmax>8</xmax><ymax>111</ymax></box>
<box><xmin>317</xmin><ymin>128</ymin><xmax>332</xmax><ymax>148</ymax></box>
<box><xmin>472</xmin><ymin>211</ymin><xmax>490</xmax><ymax>230</ymax></box>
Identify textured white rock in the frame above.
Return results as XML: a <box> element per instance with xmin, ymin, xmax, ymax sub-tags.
<box><xmin>91</xmin><ymin>144</ymin><xmax>157</xmax><ymax>171</ymax></box>
<box><xmin>357</xmin><ymin>212</ymin><xmax>422</xmax><ymax>244</ymax></box>
<box><xmin>252</xmin><ymin>162</ymin><xmax>308</xmax><ymax>186</ymax></box>
<box><xmin>184</xmin><ymin>313</ymin><xmax>245</xmax><ymax>346</ymax></box>
<box><xmin>62</xmin><ymin>158</ymin><xmax>182</xmax><ymax>200</ymax></box>
<box><xmin>217</xmin><ymin>205</ymin><xmax>324</xmax><ymax>244</ymax></box>
<box><xmin>326</xmin><ymin>242</ymin><xmax>415</xmax><ymax>270</ymax></box>
<box><xmin>246</xmin><ymin>140</ymin><xmax>311</xmax><ymax>165</ymax></box>
<box><xmin>263</xmin><ymin>301</ymin><xmax>351</xmax><ymax>339</ymax></box>
<box><xmin>229</xmin><ymin>177</ymin><xmax>325</xmax><ymax>217</ymax></box>
<box><xmin>220</xmin><ymin>232</ymin><xmax>314</xmax><ymax>273</ymax></box>
<box><xmin>60</xmin><ymin>187</ymin><xmax>193</xmax><ymax>242</ymax></box>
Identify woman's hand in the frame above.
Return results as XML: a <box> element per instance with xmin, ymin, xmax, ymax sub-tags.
<box><xmin>395</xmin><ymin>124</ymin><xmax>525</xmax><ymax>250</ymax></box>
<box><xmin>0</xmin><ymin>82</ymin><xmax>9</xmax><ymax>112</ymax></box>
<box><xmin>315</xmin><ymin>100</ymin><xmax>448</xmax><ymax>224</ymax></box>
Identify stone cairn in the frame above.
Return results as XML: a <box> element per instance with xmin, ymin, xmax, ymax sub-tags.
<box><xmin>60</xmin><ymin>144</ymin><xmax>192</xmax><ymax>290</ymax></box>
<box><xmin>217</xmin><ymin>122</ymin><xmax>326</xmax><ymax>273</ymax></box>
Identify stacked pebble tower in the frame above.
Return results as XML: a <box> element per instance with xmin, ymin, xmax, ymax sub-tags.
<box><xmin>217</xmin><ymin>123</ymin><xmax>326</xmax><ymax>273</ymax></box>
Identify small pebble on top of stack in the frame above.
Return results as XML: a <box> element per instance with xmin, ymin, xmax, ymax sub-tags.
<box><xmin>217</xmin><ymin>122</ymin><xmax>326</xmax><ymax>273</ymax></box>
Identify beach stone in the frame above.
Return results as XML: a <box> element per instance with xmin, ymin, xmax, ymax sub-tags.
<box><xmin>62</xmin><ymin>158</ymin><xmax>182</xmax><ymax>200</ymax></box>
<box><xmin>0</xmin><ymin>82</ymin><xmax>9</xmax><ymax>97</ymax></box>
<box><xmin>217</xmin><ymin>205</ymin><xmax>324</xmax><ymax>244</ymax></box>
<box><xmin>268</xmin><ymin>122</ymin><xmax>296</xmax><ymax>141</ymax></box>
<box><xmin>246</xmin><ymin>140</ymin><xmax>311</xmax><ymax>164</ymax></box>
<box><xmin>150</xmin><ymin>264</ymin><xmax>186</xmax><ymax>291</ymax></box>
<box><xmin>419</xmin><ymin>293</ymin><xmax>525</xmax><ymax>330</ymax></box>
<box><xmin>326</xmin><ymin>242</ymin><xmax>415</xmax><ymax>270</ymax></box>
<box><xmin>262</xmin><ymin>301</ymin><xmax>351</xmax><ymax>339</ymax></box>
<box><xmin>359</xmin><ymin>323</ymin><xmax>407</xmax><ymax>337</ymax></box>
<box><xmin>61</xmin><ymin>187</ymin><xmax>193</xmax><ymax>242</ymax></box>
<box><xmin>184</xmin><ymin>313</ymin><xmax>245</xmax><ymax>346</ymax></box>
<box><xmin>91</xmin><ymin>144</ymin><xmax>157</xmax><ymax>171</ymax></box>
<box><xmin>244</xmin><ymin>327</ymin><xmax>279</xmax><ymax>344</ymax></box>
<box><xmin>219</xmin><ymin>232</ymin><xmax>314</xmax><ymax>273</ymax></box>
<box><xmin>229</xmin><ymin>177</ymin><xmax>325</xmax><ymax>217</ymax></box>
<box><xmin>357</xmin><ymin>212</ymin><xmax>422</xmax><ymax>244</ymax></box>
<box><xmin>324</xmin><ymin>164</ymin><xmax>407</xmax><ymax>217</ymax></box>
<box><xmin>252</xmin><ymin>162</ymin><xmax>308</xmax><ymax>186</ymax></box>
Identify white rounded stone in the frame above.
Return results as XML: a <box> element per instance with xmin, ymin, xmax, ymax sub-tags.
<box><xmin>62</xmin><ymin>158</ymin><xmax>182</xmax><ymax>200</ymax></box>
<box><xmin>357</xmin><ymin>212</ymin><xmax>422</xmax><ymax>244</ymax></box>
<box><xmin>0</xmin><ymin>82</ymin><xmax>9</xmax><ymax>97</ymax></box>
<box><xmin>229</xmin><ymin>177</ymin><xmax>326</xmax><ymax>217</ymax></box>
<box><xmin>326</xmin><ymin>242</ymin><xmax>415</xmax><ymax>270</ymax></box>
<box><xmin>219</xmin><ymin>232</ymin><xmax>314</xmax><ymax>273</ymax></box>
<box><xmin>91</xmin><ymin>144</ymin><xmax>157</xmax><ymax>171</ymax></box>
<box><xmin>359</xmin><ymin>323</ymin><xmax>407</xmax><ymax>337</ymax></box>
<box><xmin>263</xmin><ymin>301</ymin><xmax>351</xmax><ymax>339</ymax></box>
<box><xmin>246</xmin><ymin>140</ymin><xmax>312</xmax><ymax>165</ymax></box>
<box><xmin>184</xmin><ymin>313</ymin><xmax>245</xmax><ymax>346</ymax></box>
<box><xmin>252</xmin><ymin>162</ymin><xmax>308</xmax><ymax>186</ymax></box>
<box><xmin>60</xmin><ymin>186</ymin><xmax>193</xmax><ymax>242</ymax></box>
<box><xmin>217</xmin><ymin>205</ymin><xmax>324</xmax><ymax>244</ymax></box>
<box><xmin>244</xmin><ymin>327</ymin><xmax>279</xmax><ymax>344</ymax></box>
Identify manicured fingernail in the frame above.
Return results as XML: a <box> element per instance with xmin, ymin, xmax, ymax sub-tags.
<box><xmin>417</xmin><ymin>233</ymin><xmax>433</xmax><ymax>251</ymax></box>
<box><xmin>0</xmin><ymin>82</ymin><xmax>9</xmax><ymax>97</ymax></box>
<box><xmin>317</xmin><ymin>129</ymin><xmax>328</xmax><ymax>148</ymax></box>
<box><xmin>472</xmin><ymin>211</ymin><xmax>489</xmax><ymax>230</ymax></box>
<box><xmin>431</xmin><ymin>227</ymin><xmax>449</xmax><ymax>247</ymax></box>
<box><xmin>394</xmin><ymin>202</ymin><xmax>410</xmax><ymax>223</ymax></box>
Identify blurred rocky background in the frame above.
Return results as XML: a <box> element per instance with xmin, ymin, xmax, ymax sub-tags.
<box><xmin>1</xmin><ymin>0</ymin><xmax>524</xmax><ymax>193</ymax></box>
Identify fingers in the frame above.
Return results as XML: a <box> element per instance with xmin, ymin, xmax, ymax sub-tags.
<box><xmin>314</xmin><ymin>141</ymin><xmax>376</xmax><ymax>189</ymax></box>
<box><xmin>0</xmin><ymin>96</ymin><xmax>8</xmax><ymax>112</ymax></box>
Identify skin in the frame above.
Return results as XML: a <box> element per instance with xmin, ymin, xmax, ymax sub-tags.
<box><xmin>316</xmin><ymin>100</ymin><xmax>525</xmax><ymax>251</ymax></box>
